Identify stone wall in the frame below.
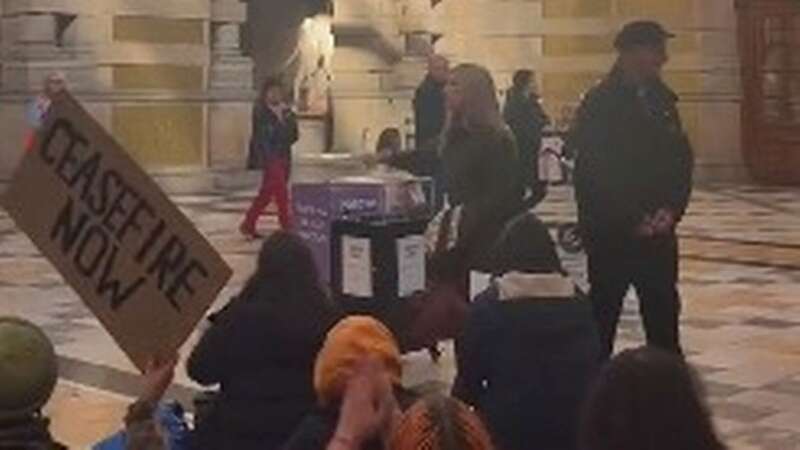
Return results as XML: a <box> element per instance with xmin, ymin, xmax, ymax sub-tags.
<box><xmin>0</xmin><ymin>0</ymin><xmax>746</xmax><ymax>182</ymax></box>
<box><xmin>0</xmin><ymin>0</ymin><xmax>253</xmax><ymax>178</ymax></box>
<box><xmin>331</xmin><ymin>0</ymin><xmax>746</xmax><ymax>181</ymax></box>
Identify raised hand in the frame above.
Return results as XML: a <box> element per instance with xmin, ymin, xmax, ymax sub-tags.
<box><xmin>328</xmin><ymin>357</ymin><xmax>401</xmax><ymax>450</ymax></box>
<box><xmin>141</xmin><ymin>352</ymin><xmax>178</xmax><ymax>404</ymax></box>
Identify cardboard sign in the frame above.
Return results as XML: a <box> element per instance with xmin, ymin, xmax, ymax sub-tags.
<box><xmin>1</xmin><ymin>93</ymin><xmax>232</xmax><ymax>371</ymax></box>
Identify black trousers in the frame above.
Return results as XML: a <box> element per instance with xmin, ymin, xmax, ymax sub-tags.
<box><xmin>587</xmin><ymin>234</ymin><xmax>682</xmax><ymax>360</ymax></box>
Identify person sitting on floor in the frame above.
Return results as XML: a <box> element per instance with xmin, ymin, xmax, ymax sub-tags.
<box><xmin>187</xmin><ymin>232</ymin><xmax>341</xmax><ymax>450</ymax></box>
<box><xmin>0</xmin><ymin>316</ymin><xmax>66</xmax><ymax>450</ymax></box>
<box><xmin>388</xmin><ymin>394</ymin><xmax>495</xmax><ymax>450</ymax></box>
<box><xmin>452</xmin><ymin>212</ymin><xmax>601</xmax><ymax>450</ymax></box>
<box><xmin>323</xmin><ymin>357</ymin><xmax>495</xmax><ymax>450</ymax></box>
<box><xmin>283</xmin><ymin>316</ymin><xmax>414</xmax><ymax>450</ymax></box>
<box><xmin>579</xmin><ymin>346</ymin><xmax>727</xmax><ymax>450</ymax></box>
<box><xmin>0</xmin><ymin>316</ymin><xmax>178</xmax><ymax>450</ymax></box>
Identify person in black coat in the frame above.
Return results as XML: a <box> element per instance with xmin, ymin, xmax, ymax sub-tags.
<box><xmin>453</xmin><ymin>212</ymin><xmax>601</xmax><ymax>450</ymax></box>
<box><xmin>429</xmin><ymin>63</ymin><xmax>526</xmax><ymax>287</ymax></box>
<box><xmin>503</xmin><ymin>69</ymin><xmax>549</xmax><ymax>207</ymax></box>
<box><xmin>413</xmin><ymin>54</ymin><xmax>449</xmax><ymax>150</ymax></box>
<box><xmin>241</xmin><ymin>78</ymin><xmax>299</xmax><ymax>237</ymax></box>
<box><xmin>413</xmin><ymin>54</ymin><xmax>449</xmax><ymax>210</ymax></box>
<box><xmin>187</xmin><ymin>232</ymin><xmax>340</xmax><ymax>450</ymax></box>
<box><xmin>571</xmin><ymin>21</ymin><xmax>694</xmax><ymax>360</ymax></box>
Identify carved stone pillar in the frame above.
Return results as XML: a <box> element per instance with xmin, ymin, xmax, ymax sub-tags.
<box><xmin>210</xmin><ymin>21</ymin><xmax>253</xmax><ymax>91</ymax></box>
<box><xmin>208</xmin><ymin>0</ymin><xmax>255</xmax><ymax>169</ymax></box>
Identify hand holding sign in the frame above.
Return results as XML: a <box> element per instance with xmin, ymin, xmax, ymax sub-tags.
<box><xmin>2</xmin><ymin>92</ymin><xmax>232</xmax><ymax>371</ymax></box>
<box><xmin>142</xmin><ymin>353</ymin><xmax>178</xmax><ymax>404</ymax></box>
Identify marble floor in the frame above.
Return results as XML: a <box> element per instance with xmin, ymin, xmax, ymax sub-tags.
<box><xmin>2</xmin><ymin>183</ymin><xmax>800</xmax><ymax>449</ymax></box>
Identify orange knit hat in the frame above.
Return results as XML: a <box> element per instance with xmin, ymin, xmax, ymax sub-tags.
<box><xmin>313</xmin><ymin>316</ymin><xmax>402</xmax><ymax>406</ymax></box>
<box><xmin>390</xmin><ymin>395</ymin><xmax>495</xmax><ymax>450</ymax></box>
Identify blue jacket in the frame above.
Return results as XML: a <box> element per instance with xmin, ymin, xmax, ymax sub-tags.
<box><xmin>453</xmin><ymin>272</ymin><xmax>601</xmax><ymax>450</ymax></box>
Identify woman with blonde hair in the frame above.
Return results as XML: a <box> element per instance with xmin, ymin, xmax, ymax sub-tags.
<box><xmin>428</xmin><ymin>63</ymin><xmax>525</xmax><ymax>289</ymax></box>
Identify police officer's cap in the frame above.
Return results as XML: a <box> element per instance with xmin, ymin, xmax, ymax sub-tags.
<box><xmin>614</xmin><ymin>20</ymin><xmax>675</xmax><ymax>51</ymax></box>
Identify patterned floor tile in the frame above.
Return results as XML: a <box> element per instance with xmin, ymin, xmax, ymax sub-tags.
<box><xmin>727</xmin><ymin>390</ymin><xmax>800</xmax><ymax>413</ymax></box>
<box><xmin>1</xmin><ymin>182</ymin><xmax>800</xmax><ymax>448</ymax></box>
<box><xmin>709</xmin><ymin>399</ymin><xmax>780</xmax><ymax>422</ymax></box>
<box><xmin>758</xmin><ymin>412</ymin><xmax>800</xmax><ymax>433</ymax></box>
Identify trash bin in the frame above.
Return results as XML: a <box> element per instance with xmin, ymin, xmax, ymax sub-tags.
<box><xmin>293</xmin><ymin>174</ymin><xmax>431</xmax><ymax>283</ymax></box>
<box><xmin>330</xmin><ymin>215</ymin><xmax>429</xmax><ymax>346</ymax></box>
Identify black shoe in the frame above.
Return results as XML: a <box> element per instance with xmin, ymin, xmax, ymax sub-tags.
<box><xmin>239</xmin><ymin>224</ymin><xmax>263</xmax><ymax>240</ymax></box>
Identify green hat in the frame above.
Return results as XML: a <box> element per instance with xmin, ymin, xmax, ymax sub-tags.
<box><xmin>0</xmin><ymin>317</ymin><xmax>58</xmax><ymax>419</ymax></box>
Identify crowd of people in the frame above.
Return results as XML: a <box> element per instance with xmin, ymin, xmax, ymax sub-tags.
<box><xmin>0</xmin><ymin>239</ymin><xmax>724</xmax><ymax>450</ymax></box>
<box><xmin>1</xmin><ymin>229</ymin><xmax>725</xmax><ymax>450</ymax></box>
<box><xmin>2</xmin><ymin>18</ymin><xmax>722</xmax><ymax>450</ymax></box>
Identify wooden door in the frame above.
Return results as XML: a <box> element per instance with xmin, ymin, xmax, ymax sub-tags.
<box><xmin>737</xmin><ymin>0</ymin><xmax>800</xmax><ymax>184</ymax></box>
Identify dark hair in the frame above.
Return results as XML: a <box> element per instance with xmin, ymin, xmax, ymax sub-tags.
<box><xmin>512</xmin><ymin>70</ymin><xmax>533</xmax><ymax>90</ymax></box>
<box><xmin>375</xmin><ymin>128</ymin><xmax>402</xmax><ymax>154</ymax></box>
<box><xmin>487</xmin><ymin>212</ymin><xmax>563</xmax><ymax>275</ymax></box>
<box><xmin>579</xmin><ymin>347</ymin><xmax>727</xmax><ymax>450</ymax></box>
<box><xmin>390</xmin><ymin>394</ymin><xmax>494</xmax><ymax>450</ymax></box>
<box><xmin>238</xmin><ymin>232</ymin><xmax>326</xmax><ymax>307</ymax></box>
<box><xmin>258</xmin><ymin>77</ymin><xmax>284</xmax><ymax>103</ymax></box>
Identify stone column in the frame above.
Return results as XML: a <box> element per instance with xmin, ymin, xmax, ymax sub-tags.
<box><xmin>689</xmin><ymin>0</ymin><xmax>745</xmax><ymax>181</ymax></box>
<box><xmin>210</xmin><ymin>20</ymin><xmax>252</xmax><ymax>91</ymax></box>
<box><xmin>208</xmin><ymin>0</ymin><xmax>255</xmax><ymax>169</ymax></box>
<box><xmin>0</xmin><ymin>0</ymin><xmax>260</xmax><ymax>177</ymax></box>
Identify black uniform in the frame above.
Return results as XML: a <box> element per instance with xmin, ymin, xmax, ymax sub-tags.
<box><xmin>503</xmin><ymin>87</ymin><xmax>549</xmax><ymax>206</ymax></box>
<box><xmin>572</xmin><ymin>66</ymin><xmax>693</xmax><ymax>360</ymax></box>
<box><xmin>413</xmin><ymin>75</ymin><xmax>447</xmax><ymax>149</ymax></box>
<box><xmin>413</xmin><ymin>75</ymin><xmax>448</xmax><ymax>209</ymax></box>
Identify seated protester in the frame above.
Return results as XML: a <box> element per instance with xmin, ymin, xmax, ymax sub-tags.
<box><xmin>187</xmin><ymin>232</ymin><xmax>341</xmax><ymax>450</ymax></box>
<box><xmin>388</xmin><ymin>395</ymin><xmax>495</xmax><ymax>450</ymax></box>
<box><xmin>284</xmin><ymin>317</ymin><xmax>413</xmax><ymax>450</ymax></box>
<box><xmin>579</xmin><ymin>347</ymin><xmax>727</xmax><ymax>450</ymax></box>
<box><xmin>0</xmin><ymin>316</ymin><xmax>65</xmax><ymax>450</ymax></box>
<box><xmin>324</xmin><ymin>357</ymin><xmax>494</xmax><ymax>450</ymax></box>
<box><xmin>0</xmin><ymin>316</ymin><xmax>176</xmax><ymax>450</ymax></box>
<box><xmin>452</xmin><ymin>212</ymin><xmax>601</xmax><ymax>450</ymax></box>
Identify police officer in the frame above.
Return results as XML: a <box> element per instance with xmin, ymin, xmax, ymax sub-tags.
<box><xmin>572</xmin><ymin>21</ymin><xmax>694</xmax><ymax>360</ymax></box>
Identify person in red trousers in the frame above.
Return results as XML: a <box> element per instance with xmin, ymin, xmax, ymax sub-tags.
<box><xmin>242</xmin><ymin>78</ymin><xmax>299</xmax><ymax>238</ymax></box>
